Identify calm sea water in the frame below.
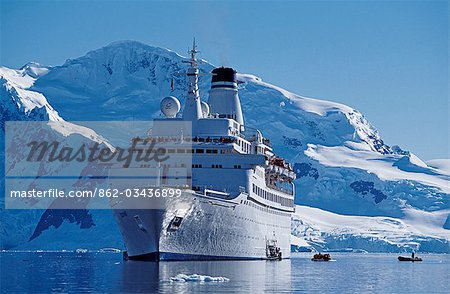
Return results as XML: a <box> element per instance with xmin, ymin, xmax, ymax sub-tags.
<box><xmin>1</xmin><ymin>252</ymin><xmax>448</xmax><ymax>293</ymax></box>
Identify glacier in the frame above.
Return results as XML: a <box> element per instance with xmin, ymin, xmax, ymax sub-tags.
<box><xmin>1</xmin><ymin>40</ymin><xmax>448</xmax><ymax>253</ymax></box>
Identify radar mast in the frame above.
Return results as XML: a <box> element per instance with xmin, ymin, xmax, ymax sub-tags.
<box><xmin>182</xmin><ymin>38</ymin><xmax>203</xmax><ymax>123</ymax></box>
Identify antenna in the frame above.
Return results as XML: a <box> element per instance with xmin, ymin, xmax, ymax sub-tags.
<box><xmin>181</xmin><ymin>38</ymin><xmax>202</xmax><ymax>122</ymax></box>
<box><xmin>190</xmin><ymin>37</ymin><xmax>199</xmax><ymax>58</ymax></box>
<box><xmin>184</xmin><ymin>37</ymin><xmax>200</xmax><ymax>68</ymax></box>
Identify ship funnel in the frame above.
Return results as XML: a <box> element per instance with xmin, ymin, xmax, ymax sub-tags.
<box><xmin>208</xmin><ymin>67</ymin><xmax>244</xmax><ymax>125</ymax></box>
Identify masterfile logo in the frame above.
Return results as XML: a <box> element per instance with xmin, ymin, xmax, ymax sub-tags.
<box><xmin>26</xmin><ymin>138</ymin><xmax>170</xmax><ymax>168</ymax></box>
<box><xmin>4</xmin><ymin>121</ymin><xmax>192</xmax><ymax>209</ymax></box>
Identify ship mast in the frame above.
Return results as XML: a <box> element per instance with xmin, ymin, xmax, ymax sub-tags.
<box><xmin>182</xmin><ymin>38</ymin><xmax>202</xmax><ymax>122</ymax></box>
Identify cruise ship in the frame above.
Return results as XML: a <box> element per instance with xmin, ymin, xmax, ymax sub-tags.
<box><xmin>112</xmin><ymin>41</ymin><xmax>296</xmax><ymax>260</ymax></box>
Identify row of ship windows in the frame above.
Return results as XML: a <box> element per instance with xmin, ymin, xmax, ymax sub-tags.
<box><xmin>192</xmin><ymin>164</ymin><xmax>242</xmax><ymax>169</ymax></box>
<box><xmin>166</xmin><ymin>148</ymin><xmax>234</xmax><ymax>154</ymax></box>
<box><xmin>166</xmin><ymin>145</ymin><xmax>254</xmax><ymax>155</ymax></box>
<box><xmin>240</xmin><ymin>200</ymin><xmax>291</xmax><ymax>222</ymax></box>
<box><xmin>218</xmin><ymin>114</ymin><xmax>237</xmax><ymax>120</ymax></box>
<box><xmin>252</xmin><ymin>184</ymin><xmax>294</xmax><ymax>208</ymax></box>
<box><xmin>236</xmin><ymin>139</ymin><xmax>251</xmax><ymax>154</ymax></box>
<box><xmin>195</xmin><ymin>198</ymin><xmax>290</xmax><ymax>227</ymax></box>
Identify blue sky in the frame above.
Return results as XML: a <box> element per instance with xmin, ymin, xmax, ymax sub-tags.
<box><xmin>1</xmin><ymin>0</ymin><xmax>448</xmax><ymax>160</ymax></box>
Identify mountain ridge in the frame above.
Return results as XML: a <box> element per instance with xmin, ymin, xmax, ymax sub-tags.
<box><xmin>1</xmin><ymin>40</ymin><xmax>448</xmax><ymax>252</ymax></box>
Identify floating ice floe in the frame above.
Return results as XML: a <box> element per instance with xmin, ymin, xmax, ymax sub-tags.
<box><xmin>99</xmin><ymin>248</ymin><xmax>122</xmax><ymax>253</ymax></box>
<box><xmin>169</xmin><ymin>274</ymin><xmax>230</xmax><ymax>283</ymax></box>
<box><xmin>75</xmin><ymin>248</ymin><xmax>88</xmax><ymax>253</ymax></box>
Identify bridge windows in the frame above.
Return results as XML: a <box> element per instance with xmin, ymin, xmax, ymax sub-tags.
<box><xmin>220</xmin><ymin>149</ymin><xmax>233</xmax><ymax>154</ymax></box>
<box><xmin>252</xmin><ymin>183</ymin><xmax>294</xmax><ymax>207</ymax></box>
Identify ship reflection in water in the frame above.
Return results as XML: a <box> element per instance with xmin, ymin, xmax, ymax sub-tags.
<box><xmin>121</xmin><ymin>257</ymin><xmax>291</xmax><ymax>293</ymax></box>
<box><xmin>0</xmin><ymin>251</ymin><xmax>292</xmax><ymax>293</ymax></box>
<box><xmin>1</xmin><ymin>252</ymin><xmax>449</xmax><ymax>293</ymax></box>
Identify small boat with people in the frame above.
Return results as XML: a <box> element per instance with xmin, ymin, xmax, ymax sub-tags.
<box><xmin>398</xmin><ymin>252</ymin><xmax>422</xmax><ymax>262</ymax></box>
<box><xmin>398</xmin><ymin>256</ymin><xmax>422</xmax><ymax>262</ymax></box>
<box><xmin>266</xmin><ymin>239</ymin><xmax>282</xmax><ymax>260</ymax></box>
<box><xmin>311</xmin><ymin>253</ymin><xmax>332</xmax><ymax>261</ymax></box>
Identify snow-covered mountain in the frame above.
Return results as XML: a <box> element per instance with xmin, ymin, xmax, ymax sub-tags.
<box><xmin>1</xmin><ymin>41</ymin><xmax>448</xmax><ymax>252</ymax></box>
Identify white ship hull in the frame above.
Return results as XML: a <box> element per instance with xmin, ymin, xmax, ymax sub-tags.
<box><xmin>112</xmin><ymin>59</ymin><xmax>296</xmax><ymax>261</ymax></box>
<box><xmin>113</xmin><ymin>191</ymin><xmax>292</xmax><ymax>260</ymax></box>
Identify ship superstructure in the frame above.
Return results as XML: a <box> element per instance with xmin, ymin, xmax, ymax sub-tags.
<box><xmin>113</xmin><ymin>41</ymin><xmax>296</xmax><ymax>260</ymax></box>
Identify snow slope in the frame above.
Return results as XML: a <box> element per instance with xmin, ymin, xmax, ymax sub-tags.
<box><xmin>0</xmin><ymin>64</ymin><xmax>61</xmax><ymax>123</ymax></box>
<box><xmin>304</xmin><ymin>144</ymin><xmax>449</xmax><ymax>193</ymax></box>
<box><xmin>427</xmin><ymin>159</ymin><xmax>450</xmax><ymax>175</ymax></box>
<box><xmin>32</xmin><ymin>41</ymin><xmax>213</xmax><ymax>121</ymax></box>
<box><xmin>292</xmin><ymin>205</ymin><xmax>450</xmax><ymax>253</ymax></box>
<box><xmin>1</xmin><ymin>40</ymin><xmax>448</xmax><ymax>252</ymax></box>
<box><xmin>0</xmin><ymin>63</ymin><xmax>119</xmax><ymax>250</ymax></box>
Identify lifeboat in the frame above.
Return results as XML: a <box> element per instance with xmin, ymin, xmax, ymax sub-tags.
<box><xmin>289</xmin><ymin>171</ymin><xmax>296</xmax><ymax>179</ymax></box>
<box><xmin>398</xmin><ymin>256</ymin><xmax>422</xmax><ymax>262</ymax></box>
<box><xmin>271</xmin><ymin>157</ymin><xmax>284</xmax><ymax>167</ymax></box>
<box><xmin>311</xmin><ymin>253</ymin><xmax>332</xmax><ymax>261</ymax></box>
